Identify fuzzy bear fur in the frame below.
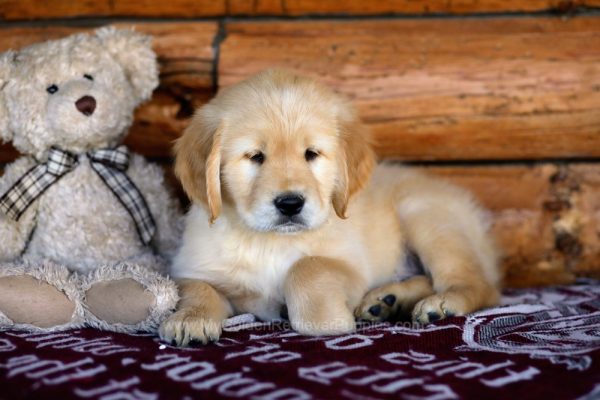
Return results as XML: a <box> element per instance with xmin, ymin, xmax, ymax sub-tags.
<box><xmin>0</xmin><ymin>27</ymin><xmax>181</xmax><ymax>333</ymax></box>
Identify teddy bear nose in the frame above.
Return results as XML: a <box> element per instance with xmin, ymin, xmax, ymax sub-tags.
<box><xmin>75</xmin><ymin>95</ymin><xmax>97</xmax><ymax>116</ymax></box>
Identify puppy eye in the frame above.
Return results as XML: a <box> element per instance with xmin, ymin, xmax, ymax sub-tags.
<box><xmin>46</xmin><ymin>84</ymin><xmax>59</xmax><ymax>94</ymax></box>
<box><xmin>83</xmin><ymin>74</ymin><xmax>94</xmax><ymax>81</ymax></box>
<box><xmin>249</xmin><ymin>152</ymin><xmax>265</xmax><ymax>165</ymax></box>
<box><xmin>305</xmin><ymin>149</ymin><xmax>319</xmax><ymax>162</ymax></box>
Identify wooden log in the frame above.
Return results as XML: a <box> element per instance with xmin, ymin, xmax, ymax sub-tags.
<box><xmin>0</xmin><ymin>1</ymin><xmax>226</xmax><ymax>20</ymax></box>
<box><xmin>0</xmin><ymin>22</ymin><xmax>217</xmax><ymax>162</ymax></box>
<box><xmin>2</xmin><ymin>18</ymin><xmax>600</xmax><ymax>162</ymax></box>
<box><xmin>411</xmin><ymin>162</ymin><xmax>600</xmax><ymax>286</ymax></box>
<box><xmin>1</xmin><ymin>0</ymin><xmax>599</xmax><ymax>20</ymax></box>
<box><xmin>230</xmin><ymin>0</ymin><xmax>600</xmax><ymax>15</ymax></box>
<box><xmin>221</xmin><ymin>17</ymin><xmax>600</xmax><ymax>161</ymax></box>
<box><xmin>568</xmin><ymin>164</ymin><xmax>600</xmax><ymax>279</ymax></box>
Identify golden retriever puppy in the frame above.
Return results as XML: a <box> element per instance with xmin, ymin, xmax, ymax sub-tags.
<box><xmin>159</xmin><ymin>69</ymin><xmax>500</xmax><ymax>346</ymax></box>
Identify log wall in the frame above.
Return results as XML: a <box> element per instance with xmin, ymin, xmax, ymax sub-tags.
<box><xmin>1</xmin><ymin>1</ymin><xmax>599</xmax><ymax>286</ymax></box>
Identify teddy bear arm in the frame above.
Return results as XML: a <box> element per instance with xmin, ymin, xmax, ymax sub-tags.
<box><xmin>0</xmin><ymin>158</ymin><xmax>40</xmax><ymax>261</ymax></box>
<box><xmin>127</xmin><ymin>155</ymin><xmax>183</xmax><ymax>261</ymax></box>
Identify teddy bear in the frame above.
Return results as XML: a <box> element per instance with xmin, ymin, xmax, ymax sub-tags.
<box><xmin>0</xmin><ymin>27</ymin><xmax>182</xmax><ymax>333</ymax></box>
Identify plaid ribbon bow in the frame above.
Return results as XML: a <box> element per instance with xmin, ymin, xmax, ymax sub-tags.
<box><xmin>0</xmin><ymin>146</ymin><xmax>156</xmax><ymax>246</ymax></box>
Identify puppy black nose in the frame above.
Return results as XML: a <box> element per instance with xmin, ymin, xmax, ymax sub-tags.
<box><xmin>274</xmin><ymin>193</ymin><xmax>305</xmax><ymax>217</ymax></box>
<box><xmin>75</xmin><ymin>95</ymin><xmax>96</xmax><ymax>116</ymax></box>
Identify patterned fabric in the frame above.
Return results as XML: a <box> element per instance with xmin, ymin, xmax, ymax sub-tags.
<box><xmin>0</xmin><ymin>280</ymin><xmax>599</xmax><ymax>399</ymax></box>
<box><xmin>0</xmin><ymin>146</ymin><xmax>156</xmax><ymax>245</ymax></box>
<box><xmin>88</xmin><ymin>148</ymin><xmax>156</xmax><ymax>245</ymax></box>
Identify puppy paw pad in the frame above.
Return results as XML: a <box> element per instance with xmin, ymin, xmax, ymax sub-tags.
<box><xmin>382</xmin><ymin>294</ymin><xmax>396</xmax><ymax>306</ymax></box>
<box><xmin>368</xmin><ymin>304</ymin><xmax>382</xmax><ymax>316</ymax></box>
<box><xmin>412</xmin><ymin>293</ymin><xmax>468</xmax><ymax>324</ymax></box>
<box><xmin>443</xmin><ymin>309</ymin><xmax>456</xmax><ymax>317</ymax></box>
<box><xmin>426</xmin><ymin>311</ymin><xmax>441</xmax><ymax>322</ymax></box>
<box><xmin>355</xmin><ymin>294</ymin><xmax>396</xmax><ymax>322</ymax></box>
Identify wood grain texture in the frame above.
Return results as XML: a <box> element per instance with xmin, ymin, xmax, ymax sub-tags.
<box><xmin>1</xmin><ymin>0</ymin><xmax>599</xmax><ymax>20</ymax></box>
<box><xmin>2</xmin><ymin>18</ymin><xmax>600</xmax><ymax>162</ymax></box>
<box><xmin>0</xmin><ymin>22</ymin><xmax>217</xmax><ymax>162</ymax></box>
<box><xmin>221</xmin><ymin>17</ymin><xmax>600</xmax><ymax>161</ymax></box>
<box><xmin>0</xmin><ymin>1</ymin><xmax>226</xmax><ymax>20</ymax></box>
<box><xmin>418</xmin><ymin>163</ymin><xmax>600</xmax><ymax>286</ymax></box>
<box><xmin>230</xmin><ymin>0</ymin><xmax>600</xmax><ymax>15</ymax></box>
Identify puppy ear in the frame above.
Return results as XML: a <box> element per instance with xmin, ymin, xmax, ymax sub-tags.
<box><xmin>0</xmin><ymin>50</ymin><xmax>15</xmax><ymax>143</ymax></box>
<box><xmin>95</xmin><ymin>26</ymin><xmax>159</xmax><ymax>105</ymax></box>
<box><xmin>332</xmin><ymin>107</ymin><xmax>376</xmax><ymax>219</ymax></box>
<box><xmin>174</xmin><ymin>106</ymin><xmax>223</xmax><ymax>223</ymax></box>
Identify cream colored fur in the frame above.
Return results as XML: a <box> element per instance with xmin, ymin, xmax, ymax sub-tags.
<box><xmin>160</xmin><ymin>69</ymin><xmax>501</xmax><ymax>346</ymax></box>
<box><xmin>0</xmin><ymin>28</ymin><xmax>181</xmax><ymax>333</ymax></box>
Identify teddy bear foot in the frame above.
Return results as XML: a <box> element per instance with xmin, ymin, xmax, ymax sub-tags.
<box><xmin>0</xmin><ymin>260</ymin><xmax>84</xmax><ymax>331</ymax></box>
<box><xmin>0</xmin><ymin>275</ymin><xmax>74</xmax><ymax>328</ymax></box>
<box><xmin>82</xmin><ymin>262</ymin><xmax>178</xmax><ymax>333</ymax></box>
<box><xmin>86</xmin><ymin>278</ymin><xmax>154</xmax><ymax>325</ymax></box>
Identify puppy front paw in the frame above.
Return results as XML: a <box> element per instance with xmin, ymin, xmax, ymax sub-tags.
<box><xmin>354</xmin><ymin>291</ymin><xmax>398</xmax><ymax>322</ymax></box>
<box><xmin>412</xmin><ymin>284</ymin><xmax>499</xmax><ymax>324</ymax></box>
<box><xmin>159</xmin><ymin>308</ymin><xmax>223</xmax><ymax>347</ymax></box>
<box><xmin>355</xmin><ymin>277</ymin><xmax>434</xmax><ymax>323</ymax></box>
<box><xmin>355</xmin><ymin>290</ymin><xmax>398</xmax><ymax>322</ymax></box>
<box><xmin>412</xmin><ymin>293</ymin><xmax>458</xmax><ymax>324</ymax></box>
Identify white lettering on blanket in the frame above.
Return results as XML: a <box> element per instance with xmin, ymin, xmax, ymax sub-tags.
<box><xmin>381</xmin><ymin>350</ymin><xmax>540</xmax><ymax>387</ymax></box>
<box><xmin>5</xmin><ymin>331</ymin><xmax>139</xmax><ymax>355</ymax></box>
<box><xmin>141</xmin><ymin>353</ymin><xmax>311</xmax><ymax>399</ymax></box>
<box><xmin>245</xmin><ymin>322</ymin><xmax>455</xmax><ymax>346</ymax></box>
<box><xmin>225</xmin><ymin>342</ymin><xmax>301</xmax><ymax>363</ymax></box>
<box><xmin>0</xmin><ymin>338</ymin><xmax>15</xmax><ymax>352</ymax></box>
<box><xmin>75</xmin><ymin>377</ymin><xmax>157</xmax><ymax>400</ymax></box>
<box><xmin>298</xmin><ymin>361</ymin><xmax>458</xmax><ymax>399</ymax></box>
<box><xmin>0</xmin><ymin>354</ymin><xmax>106</xmax><ymax>385</ymax></box>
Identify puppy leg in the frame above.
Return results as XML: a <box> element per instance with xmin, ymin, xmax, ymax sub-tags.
<box><xmin>402</xmin><ymin>210</ymin><xmax>500</xmax><ymax>324</ymax></box>
<box><xmin>355</xmin><ymin>276</ymin><xmax>434</xmax><ymax>322</ymax></box>
<box><xmin>284</xmin><ymin>256</ymin><xmax>365</xmax><ymax>336</ymax></box>
<box><xmin>159</xmin><ymin>279</ymin><xmax>232</xmax><ymax>346</ymax></box>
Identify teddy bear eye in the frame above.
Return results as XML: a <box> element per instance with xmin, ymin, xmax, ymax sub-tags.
<box><xmin>83</xmin><ymin>74</ymin><xmax>94</xmax><ymax>81</ymax></box>
<box><xmin>46</xmin><ymin>84</ymin><xmax>59</xmax><ymax>94</ymax></box>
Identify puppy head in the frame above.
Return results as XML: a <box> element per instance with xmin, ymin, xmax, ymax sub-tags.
<box><xmin>175</xmin><ymin>69</ymin><xmax>375</xmax><ymax>233</ymax></box>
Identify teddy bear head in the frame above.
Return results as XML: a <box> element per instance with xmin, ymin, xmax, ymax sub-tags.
<box><xmin>0</xmin><ymin>27</ymin><xmax>159</xmax><ymax>159</ymax></box>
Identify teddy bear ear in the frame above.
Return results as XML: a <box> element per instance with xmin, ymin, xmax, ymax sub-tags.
<box><xmin>95</xmin><ymin>26</ymin><xmax>159</xmax><ymax>106</ymax></box>
<box><xmin>0</xmin><ymin>50</ymin><xmax>15</xmax><ymax>143</ymax></box>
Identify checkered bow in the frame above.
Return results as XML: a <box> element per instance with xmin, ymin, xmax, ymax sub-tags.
<box><xmin>0</xmin><ymin>146</ymin><xmax>156</xmax><ymax>246</ymax></box>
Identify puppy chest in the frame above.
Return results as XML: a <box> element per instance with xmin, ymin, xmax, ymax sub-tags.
<box><xmin>233</xmin><ymin>247</ymin><xmax>300</xmax><ymax>293</ymax></box>
<box><xmin>26</xmin><ymin>163</ymin><xmax>145</xmax><ymax>267</ymax></box>
<box><xmin>211</xmin><ymin>237</ymin><xmax>303</xmax><ymax>303</ymax></box>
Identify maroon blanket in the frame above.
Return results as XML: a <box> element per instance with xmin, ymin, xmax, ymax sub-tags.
<box><xmin>1</xmin><ymin>281</ymin><xmax>600</xmax><ymax>399</ymax></box>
